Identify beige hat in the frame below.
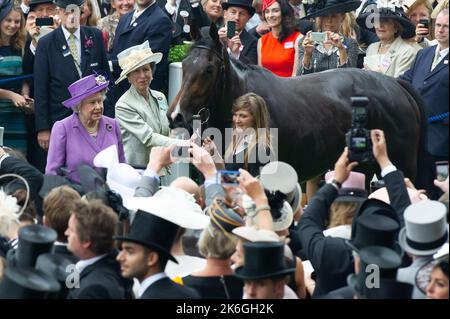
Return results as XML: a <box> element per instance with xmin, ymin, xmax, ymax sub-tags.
<box><xmin>115</xmin><ymin>40</ymin><xmax>163</xmax><ymax>85</ymax></box>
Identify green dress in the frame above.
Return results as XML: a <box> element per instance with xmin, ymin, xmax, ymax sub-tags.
<box><xmin>0</xmin><ymin>45</ymin><xmax>26</xmax><ymax>153</ymax></box>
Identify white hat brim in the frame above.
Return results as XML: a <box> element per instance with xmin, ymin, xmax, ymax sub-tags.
<box><xmin>115</xmin><ymin>53</ymin><xmax>163</xmax><ymax>85</ymax></box>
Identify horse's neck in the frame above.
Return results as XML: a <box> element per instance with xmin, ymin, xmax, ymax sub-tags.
<box><xmin>228</xmin><ymin>61</ymin><xmax>247</xmax><ymax>99</ymax></box>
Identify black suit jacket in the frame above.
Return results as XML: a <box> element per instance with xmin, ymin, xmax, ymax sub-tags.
<box><xmin>66</xmin><ymin>251</ymin><xmax>133</xmax><ymax>299</ymax></box>
<box><xmin>200</xmin><ymin>27</ymin><xmax>258</xmax><ymax>65</ymax></box>
<box><xmin>156</xmin><ymin>0</ymin><xmax>199</xmax><ymax>41</ymax></box>
<box><xmin>53</xmin><ymin>245</ymin><xmax>79</xmax><ymax>264</ymax></box>
<box><xmin>140</xmin><ymin>277</ymin><xmax>200</xmax><ymax>299</ymax></box>
<box><xmin>298</xmin><ymin>169</ymin><xmax>410</xmax><ymax>297</ymax></box>
<box><xmin>109</xmin><ymin>3</ymin><xmax>172</xmax><ymax>104</ymax></box>
<box><xmin>34</xmin><ymin>26</ymin><xmax>110</xmax><ymax>132</ymax></box>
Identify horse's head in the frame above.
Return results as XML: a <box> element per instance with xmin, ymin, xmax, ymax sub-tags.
<box><xmin>168</xmin><ymin>23</ymin><xmax>230</xmax><ymax>133</ymax></box>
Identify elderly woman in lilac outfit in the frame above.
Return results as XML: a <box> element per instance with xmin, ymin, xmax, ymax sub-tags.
<box><xmin>46</xmin><ymin>74</ymin><xmax>125</xmax><ymax>183</ymax></box>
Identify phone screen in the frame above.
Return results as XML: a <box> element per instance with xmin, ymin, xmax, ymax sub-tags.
<box><xmin>436</xmin><ymin>161</ymin><xmax>449</xmax><ymax>182</ymax></box>
<box><xmin>217</xmin><ymin>170</ymin><xmax>240</xmax><ymax>186</ymax></box>
<box><xmin>0</xmin><ymin>126</ymin><xmax>4</xmax><ymax>147</ymax></box>
<box><xmin>36</xmin><ymin>17</ymin><xmax>54</xmax><ymax>27</ymax></box>
<box><xmin>227</xmin><ymin>21</ymin><xmax>236</xmax><ymax>38</ymax></box>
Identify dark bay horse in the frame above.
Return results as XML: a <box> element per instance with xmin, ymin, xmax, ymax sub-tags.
<box><xmin>169</xmin><ymin>24</ymin><xmax>426</xmax><ymax>182</ymax></box>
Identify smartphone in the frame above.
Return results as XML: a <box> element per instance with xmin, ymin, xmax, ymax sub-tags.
<box><xmin>36</xmin><ymin>17</ymin><xmax>54</xmax><ymax>27</ymax></box>
<box><xmin>370</xmin><ymin>180</ymin><xmax>385</xmax><ymax>193</ymax></box>
<box><xmin>227</xmin><ymin>21</ymin><xmax>236</xmax><ymax>39</ymax></box>
<box><xmin>436</xmin><ymin>161</ymin><xmax>449</xmax><ymax>182</ymax></box>
<box><xmin>216</xmin><ymin>170</ymin><xmax>240</xmax><ymax>186</ymax></box>
<box><xmin>171</xmin><ymin>145</ymin><xmax>190</xmax><ymax>158</ymax></box>
<box><xmin>419</xmin><ymin>18</ymin><xmax>429</xmax><ymax>29</ymax></box>
<box><xmin>311</xmin><ymin>31</ymin><xmax>328</xmax><ymax>43</ymax></box>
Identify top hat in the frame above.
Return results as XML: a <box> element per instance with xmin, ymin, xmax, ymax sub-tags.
<box><xmin>347</xmin><ymin>246</ymin><xmax>406</xmax><ymax>298</ymax></box>
<box><xmin>62</xmin><ymin>74</ymin><xmax>109</xmax><ymax>109</ymax></box>
<box><xmin>260</xmin><ymin>161</ymin><xmax>298</xmax><ymax>195</ymax></box>
<box><xmin>0</xmin><ymin>0</ymin><xmax>14</xmax><ymax>22</ymax></box>
<box><xmin>30</xmin><ymin>0</ymin><xmax>56</xmax><ymax>10</ymax></box>
<box><xmin>115</xmin><ymin>210</ymin><xmax>180</xmax><ymax>263</ymax></box>
<box><xmin>0</xmin><ymin>267</ymin><xmax>61</xmax><ymax>299</ymax></box>
<box><xmin>7</xmin><ymin>225</ymin><xmax>57</xmax><ymax>268</ymax></box>
<box><xmin>325</xmin><ymin>171</ymin><xmax>367</xmax><ymax>203</ymax></box>
<box><xmin>347</xmin><ymin>213</ymin><xmax>401</xmax><ymax>251</ymax></box>
<box><xmin>222</xmin><ymin>0</ymin><xmax>255</xmax><ymax>16</ymax></box>
<box><xmin>53</xmin><ymin>0</ymin><xmax>85</xmax><ymax>8</ymax></box>
<box><xmin>115</xmin><ymin>41</ymin><xmax>163</xmax><ymax>84</ymax></box>
<box><xmin>304</xmin><ymin>0</ymin><xmax>361</xmax><ymax>19</ymax></box>
<box><xmin>357</xmin><ymin>4</ymin><xmax>416</xmax><ymax>38</ymax></box>
<box><xmin>234</xmin><ymin>241</ymin><xmax>296</xmax><ymax>280</ymax></box>
<box><xmin>398</xmin><ymin>201</ymin><xmax>448</xmax><ymax>257</ymax></box>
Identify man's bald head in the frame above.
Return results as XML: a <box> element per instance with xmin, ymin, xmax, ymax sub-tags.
<box><xmin>170</xmin><ymin>177</ymin><xmax>201</xmax><ymax>202</ymax></box>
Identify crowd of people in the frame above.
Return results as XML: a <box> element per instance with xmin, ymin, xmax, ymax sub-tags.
<box><xmin>0</xmin><ymin>0</ymin><xmax>448</xmax><ymax>299</ymax></box>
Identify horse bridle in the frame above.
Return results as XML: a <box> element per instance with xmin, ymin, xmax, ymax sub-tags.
<box><xmin>190</xmin><ymin>44</ymin><xmax>227</xmax><ymax>126</ymax></box>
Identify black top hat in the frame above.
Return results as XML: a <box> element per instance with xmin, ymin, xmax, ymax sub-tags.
<box><xmin>35</xmin><ymin>253</ymin><xmax>74</xmax><ymax>298</ymax></box>
<box><xmin>235</xmin><ymin>241</ymin><xmax>295</xmax><ymax>280</ymax></box>
<box><xmin>53</xmin><ymin>0</ymin><xmax>85</xmax><ymax>8</ymax></box>
<box><xmin>347</xmin><ymin>245</ymin><xmax>404</xmax><ymax>298</ymax></box>
<box><xmin>208</xmin><ymin>198</ymin><xmax>244</xmax><ymax>234</ymax></box>
<box><xmin>30</xmin><ymin>0</ymin><xmax>55</xmax><ymax>10</ymax></box>
<box><xmin>0</xmin><ymin>267</ymin><xmax>61</xmax><ymax>299</ymax></box>
<box><xmin>304</xmin><ymin>0</ymin><xmax>361</xmax><ymax>19</ymax></box>
<box><xmin>347</xmin><ymin>213</ymin><xmax>400</xmax><ymax>251</ymax></box>
<box><xmin>115</xmin><ymin>210</ymin><xmax>180</xmax><ymax>263</ymax></box>
<box><xmin>7</xmin><ymin>225</ymin><xmax>57</xmax><ymax>268</ymax></box>
<box><xmin>222</xmin><ymin>0</ymin><xmax>255</xmax><ymax>16</ymax></box>
<box><xmin>357</xmin><ymin>5</ymin><xmax>416</xmax><ymax>39</ymax></box>
<box><xmin>0</xmin><ymin>0</ymin><xmax>14</xmax><ymax>22</ymax></box>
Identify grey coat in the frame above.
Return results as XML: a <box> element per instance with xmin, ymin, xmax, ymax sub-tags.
<box><xmin>115</xmin><ymin>85</ymin><xmax>184</xmax><ymax>168</ymax></box>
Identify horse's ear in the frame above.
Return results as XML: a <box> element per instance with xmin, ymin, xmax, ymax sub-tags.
<box><xmin>189</xmin><ymin>17</ymin><xmax>202</xmax><ymax>42</ymax></box>
<box><xmin>209</xmin><ymin>23</ymin><xmax>221</xmax><ymax>48</ymax></box>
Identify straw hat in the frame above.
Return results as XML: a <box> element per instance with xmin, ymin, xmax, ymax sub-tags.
<box><xmin>115</xmin><ymin>41</ymin><xmax>163</xmax><ymax>85</ymax></box>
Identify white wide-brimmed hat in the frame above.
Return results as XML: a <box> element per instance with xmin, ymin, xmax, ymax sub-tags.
<box><xmin>115</xmin><ymin>40</ymin><xmax>163</xmax><ymax>85</ymax></box>
<box><xmin>232</xmin><ymin>226</ymin><xmax>279</xmax><ymax>243</ymax></box>
<box><xmin>123</xmin><ymin>187</ymin><xmax>210</xmax><ymax>230</ymax></box>
<box><xmin>398</xmin><ymin>201</ymin><xmax>448</xmax><ymax>257</ymax></box>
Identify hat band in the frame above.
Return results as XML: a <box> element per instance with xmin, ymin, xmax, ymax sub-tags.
<box><xmin>406</xmin><ymin>231</ymin><xmax>448</xmax><ymax>251</ymax></box>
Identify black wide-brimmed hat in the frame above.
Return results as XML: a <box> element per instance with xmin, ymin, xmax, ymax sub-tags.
<box><xmin>357</xmin><ymin>5</ymin><xmax>416</xmax><ymax>39</ymax></box>
<box><xmin>30</xmin><ymin>0</ymin><xmax>55</xmax><ymax>10</ymax></box>
<box><xmin>7</xmin><ymin>225</ymin><xmax>57</xmax><ymax>268</ymax></box>
<box><xmin>115</xmin><ymin>210</ymin><xmax>180</xmax><ymax>263</ymax></box>
<box><xmin>347</xmin><ymin>246</ymin><xmax>406</xmax><ymax>298</ymax></box>
<box><xmin>222</xmin><ymin>0</ymin><xmax>255</xmax><ymax>16</ymax></box>
<box><xmin>35</xmin><ymin>253</ymin><xmax>74</xmax><ymax>299</ymax></box>
<box><xmin>53</xmin><ymin>0</ymin><xmax>85</xmax><ymax>8</ymax></box>
<box><xmin>304</xmin><ymin>0</ymin><xmax>361</xmax><ymax>19</ymax></box>
<box><xmin>0</xmin><ymin>267</ymin><xmax>61</xmax><ymax>299</ymax></box>
<box><xmin>235</xmin><ymin>241</ymin><xmax>295</xmax><ymax>280</ymax></box>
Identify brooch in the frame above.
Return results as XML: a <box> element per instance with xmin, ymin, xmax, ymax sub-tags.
<box><xmin>106</xmin><ymin>124</ymin><xmax>113</xmax><ymax>132</ymax></box>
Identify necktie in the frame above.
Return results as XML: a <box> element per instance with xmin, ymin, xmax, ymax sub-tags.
<box><xmin>431</xmin><ymin>51</ymin><xmax>441</xmax><ymax>71</ymax></box>
<box><xmin>68</xmin><ymin>33</ymin><xmax>81</xmax><ymax>76</ymax></box>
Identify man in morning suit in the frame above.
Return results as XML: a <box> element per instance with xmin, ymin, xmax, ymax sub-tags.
<box><xmin>401</xmin><ymin>9</ymin><xmax>449</xmax><ymax>199</ymax></box>
<box><xmin>34</xmin><ymin>0</ymin><xmax>110</xmax><ymax>153</ymax></box>
<box><xmin>65</xmin><ymin>200</ymin><xmax>133</xmax><ymax>299</ymax></box>
<box><xmin>116</xmin><ymin>210</ymin><xmax>201</xmax><ymax>299</ymax></box>
<box><xmin>108</xmin><ymin>0</ymin><xmax>172</xmax><ymax>108</ymax></box>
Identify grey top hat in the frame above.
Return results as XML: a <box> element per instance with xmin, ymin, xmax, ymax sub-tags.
<box><xmin>260</xmin><ymin>161</ymin><xmax>298</xmax><ymax>195</ymax></box>
<box><xmin>399</xmin><ymin>201</ymin><xmax>448</xmax><ymax>257</ymax></box>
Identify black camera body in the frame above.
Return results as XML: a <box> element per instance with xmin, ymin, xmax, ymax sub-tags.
<box><xmin>345</xmin><ymin>97</ymin><xmax>374</xmax><ymax>163</ymax></box>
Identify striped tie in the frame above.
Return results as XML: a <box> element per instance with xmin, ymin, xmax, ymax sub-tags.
<box><xmin>68</xmin><ymin>33</ymin><xmax>81</xmax><ymax>76</ymax></box>
<box><xmin>431</xmin><ymin>51</ymin><xmax>441</xmax><ymax>71</ymax></box>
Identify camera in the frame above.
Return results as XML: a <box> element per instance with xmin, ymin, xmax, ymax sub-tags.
<box><xmin>345</xmin><ymin>97</ymin><xmax>373</xmax><ymax>163</ymax></box>
<box><xmin>311</xmin><ymin>32</ymin><xmax>328</xmax><ymax>43</ymax></box>
<box><xmin>36</xmin><ymin>17</ymin><xmax>54</xmax><ymax>27</ymax></box>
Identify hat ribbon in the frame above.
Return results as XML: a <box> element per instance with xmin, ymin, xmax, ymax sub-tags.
<box><xmin>406</xmin><ymin>231</ymin><xmax>448</xmax><ymax>251</ymax></box>
<box><xmin>119</xmin><ymin>48</ymin><xmax>154</xmax><ymax>71</ymax></box>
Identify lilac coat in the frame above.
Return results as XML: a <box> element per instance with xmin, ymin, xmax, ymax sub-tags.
<box><xmin>46</xmin><ymin>113</ymin><xmax>126</xmax><ymax>183</ymax></box>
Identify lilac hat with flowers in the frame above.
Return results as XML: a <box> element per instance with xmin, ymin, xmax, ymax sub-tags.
<box><xmin>62</xmin><ymin>74</ymin><xmax>109</xmax><ymax>109</ymax></box>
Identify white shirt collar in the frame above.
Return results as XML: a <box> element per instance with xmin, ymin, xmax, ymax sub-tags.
<box><xmin>75</xmin><ymin>254</ymin><xmax>107</xmax><ymax>274</ymax></box>
<box><xmin>138</xmin><ymin>272</ymin><xmax>167</xmax><ymax>298</ymax></box>
<box><xmin>134</xmin><ymin>1</ymin><xmax>155</xmax><ymax>17</ymax></box>
<box><xmin>54</xmin><ymin>241</ymin><xmax>68</xmax><ymax>246</ymax></box>
<box><xmin>61</xmin><ymin>25</ymin><xmax>81</xmax><ymax>41</ymax></box>
<box><xmin>435</xmin><ymin>45</ymin><xmax>449</xmax><ymax>59</ymax></box>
